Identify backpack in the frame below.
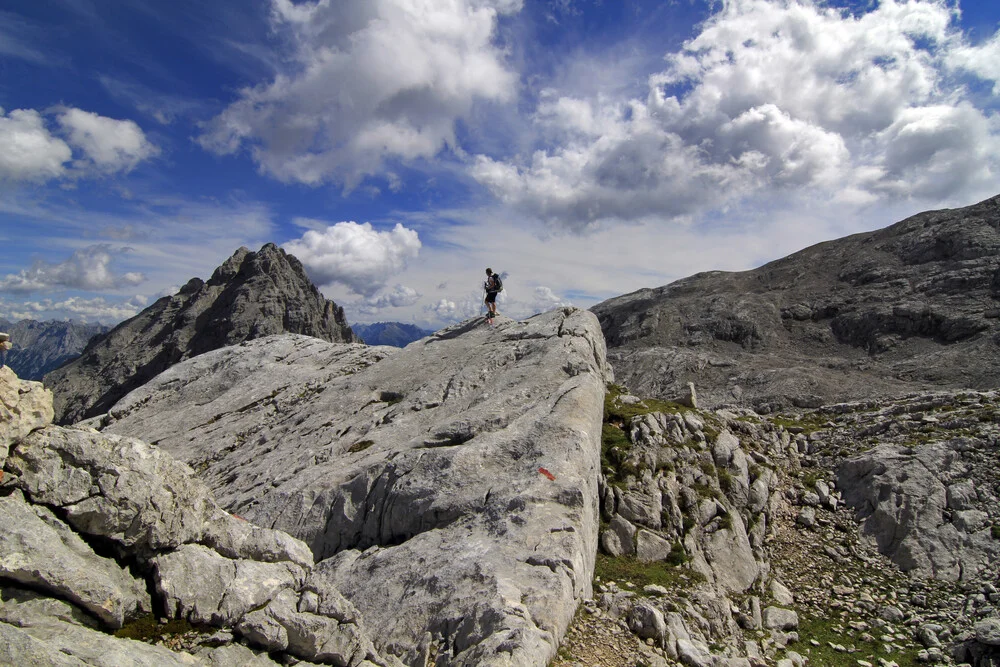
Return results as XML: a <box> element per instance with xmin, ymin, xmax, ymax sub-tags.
<box><xmin>490</xmin><ymin>274</ymin><xmax>503</xmax><ymax>292</ymax></box>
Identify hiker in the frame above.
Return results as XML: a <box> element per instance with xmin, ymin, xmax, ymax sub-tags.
<box><xmin>484</xmin><ymin>268</ymin><xmax>502</xmax><ymax>323</ymax></box>
<box><xmin>0</xmin><ymin>332</ymin><xmax>10</xmax><ymax>368</ymax></box>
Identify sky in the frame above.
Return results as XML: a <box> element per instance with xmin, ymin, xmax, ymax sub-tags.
<box><xmin>1</xmin><ymin>0</ymin><xmax>998</xmax><ymax>330</ymax></box>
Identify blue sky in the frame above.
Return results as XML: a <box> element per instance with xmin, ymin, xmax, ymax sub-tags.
<box><xmin>1</xmin><ymin>0</ymin><xmax>998</xmax><ymax>329</ymax></box>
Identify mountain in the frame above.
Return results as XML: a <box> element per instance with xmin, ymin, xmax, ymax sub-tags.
<box><xmin>0</xmin><ymin>318</ymin><xmax>108</xmax><ymax>380</ymax></box>
<box><xmin>44</xmin><ymin>243</ymin><xmax>359</xmax><ymax>425</ymax></box>
<box><xmin>592</xmin><ymin>194</ymin><xmax>1000</xmax><ymax>412</ymax></box>
<box><xmin>351</xmin><ymin>321</ymin><xmax>435</xmax><ymax>347</ymax></box>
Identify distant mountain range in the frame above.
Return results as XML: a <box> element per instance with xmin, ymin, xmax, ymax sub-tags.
<box><xmin>0</xmin><ymin>318</ymin><xmax>108</xmax><ymax>381</ymax></box>
<box><xmin>351</xmin><ymin>322</ymin><xmax>435</xmax><ymax>347</ymax></box>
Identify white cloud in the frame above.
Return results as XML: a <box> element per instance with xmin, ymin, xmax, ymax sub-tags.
<box><xmin>200</xmin><ymin>0</ymin><xmax>521</xmax><ymax>188</ymax></box>
<box><xmin>283</xmin><ymin>221</ymin><xmax>421</xmax><ymax>297</ymax></box>
<box><xmin>472</xmin><ymin>0</ymin><xmax>1000</xmax><ymax>228</ymax></box>
<box><xmin>0</xmin><ymin>108</ymin><xmax>72</xmax><ymax>181</ymax></box>
<box><xmin>0</xmin><ymin>295</ymin><xmax>146</xmax><ymax>324</ymax></box>
<box><xmin>947</xmin><ymin>31</ymin><xmax>1000</xmax><ymax>94</ymax></box>
<box><xmin>57</xmin><ymin>108</ymin><xmax>159</xmax><ymax>173</ymax></box>
<box><xmin>0</xmin><ymin>245</ymin><xmax>146</xmax><ymax>294</ymax></box>
<box><xmin>355</xmin><ymin>284</ymin><xmax>422</xmax><ymax>314</ymax></box>
<box><xmin>0</xmin><ymin>106</ymin><xmax>157</xmax><ymax>183</ymax></box>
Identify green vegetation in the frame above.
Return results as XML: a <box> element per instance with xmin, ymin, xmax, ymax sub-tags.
<box><xmin>348</xmin><ymin>440</ymin><xmax>375</xmax><ymax>453</ymax></box>
<box><xmin>594</xmin><ymin>554</ymin><xmax>704</xmax><ymax>590</ymax></box>
<box><xmin>604</xmin><ymin>383</ymin><xmax>691</xmax><ymax>424</ymax></box>
<box><xmin>115</xmin><ymin>615</ymin><xmax>195</xmax><ymax>642</ymax></box>
<box><xmin>788</xmin><ymin>615</ymin><xmax>918</xmax><ymax>667</ymax></box>
<box><xmin>666</xmin><ymin>540</ymin><xmax>689</xmax><ymax>566</ymax></box>
<box><xmin>768</xmin><ymin>412</ymin><xmax>827</xmax><ymax>435</ymax></box>
<box><xmin>991</xmin><ymin>524</ymin><xmax>1000</xmax><ymax>540</ymax></box>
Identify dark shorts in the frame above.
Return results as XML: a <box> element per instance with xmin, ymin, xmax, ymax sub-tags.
<box><xmin>485</xmin><ymin>291</ymin><xmax>498</xmax><ymax>303</ymax></box>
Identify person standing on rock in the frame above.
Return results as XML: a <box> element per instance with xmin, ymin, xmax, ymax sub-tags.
<box><xmin>484</xmin><ymin>268</ymin><xmax>502</xmax><ymax>324</ymax></box>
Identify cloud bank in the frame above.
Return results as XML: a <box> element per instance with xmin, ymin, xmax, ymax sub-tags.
<box><xmin>0</xmin><ymin>245</ymin><xmax>146</xmax><ymax>294</ymax></box>
<box><xmin>472</xmin><ymin>0</ymin><xmax>1000</xmax><ymax>228</ymax></box>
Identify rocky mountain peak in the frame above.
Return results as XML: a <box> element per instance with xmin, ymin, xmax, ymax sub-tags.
<box><xmin>44</xmin><ymin>244</ymin><xmax>359</xmax><ymax>425</ymax></box>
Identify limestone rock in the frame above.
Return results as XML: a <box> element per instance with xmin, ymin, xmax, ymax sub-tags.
<box><xmin>0</xmin><ymin>491</ymin><xmax>150</xmax><ymax>629</ymax></box>
<box><xmin>837</xmin><ymin>440</ymin><xmax>1000</xmax><ymax>580</ymax></box>
<box><xmin>0</xmin><ymin>366</ymin><xmax>54</xmax><ymax>464</ymax></box>
<box><xmin>592</xmin><ymin>194</ymin><xmax>1000</xmax><ymax>411</ymax></box>
<box><xmin>101</xmin><ymin>308</ymin><xmax>610</xmax><ymax>666</ymax></box>
<box><xmin>45</xmin><ymin>243</ymin><xmax>358</xmax><ymax>425</ymax></box>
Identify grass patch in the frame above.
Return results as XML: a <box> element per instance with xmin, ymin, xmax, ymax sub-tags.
<box><xmin>992</xmin><ymin>524</ymin><xmax>1000</xmax><ymax>540</ymax></box>
<box><xmin>768</xmin><ymin>413</ymin><xmax>826</xmax><ymax>435</ymax></box>
<box><xmin>348</xmin><ymin>440</ymin><xmax>375</xmax><ymax>453</ymax></box>
<box><xmin>594</xmin><ymin>554</ymin><xmax>704</xmax><ymax>590</ymax></box>
<box><xmin>789</xmin><ymin>615</ymin><xmax>919</xmax><ymax>667</ymax></box>
<box><xmin>115</xmin><ymin>615</ymin><xmax>195</xmax><ymax>642</ymax></box>
<box><xmin>604</xmin><ymin>384</ymin><xmax>692</xmax><ymax>424</ymax></box>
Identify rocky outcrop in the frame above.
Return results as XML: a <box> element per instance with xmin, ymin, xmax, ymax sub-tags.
<box><xmin>592</xmin><ymin>194</ymin><xmax>1000</xmax><ymax>412</ymax></box>
<box><xmin>44</xmin><ymin>243</ymin><xmax>358</xmax><ymax>425</ymax></box>
<box><xmin>0</xmin><ymin>318</ymin><xmax>108</xmax><ymax>381</ymax></box>
<box><xmin>96</xmin><ymin>308</ymin><xmax>610</xmax><ymax>666</ymax></box>
<box><xmin>1</xmin><ymin>367</ymin><xmax>392</xmax><ymax>666</ymax></box>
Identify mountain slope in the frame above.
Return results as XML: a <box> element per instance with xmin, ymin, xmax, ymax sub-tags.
<box><xmin>44</xmin><ymin>243</ymin><xmax>358</xmax><ymax>424</ymax></box>
<box><xmin>0</xmin><ymin>319</ymin><xmax>108</xmax><ymax>380</ymax></box>
<box><xmin>592</xmin><ymin>194</ymin><xmax>1000</xmax><ymax>411</ymax></box>
<box><xmin>352</xmin><ymin>321</ymin><xmax>434</xmax><ymax>347</ymax></box>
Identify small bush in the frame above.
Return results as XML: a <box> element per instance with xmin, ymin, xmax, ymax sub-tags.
<box><xmin>992</xmin><ymin>524</ymin><xmax>1000</xmax><ymax>540</ymax></box>
<box><xmin>666</xmin><ymin>540</ymin><xmax>689</xmax><ymax>566</ymax></box>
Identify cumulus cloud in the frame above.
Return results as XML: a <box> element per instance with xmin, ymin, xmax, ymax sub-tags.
<box><xmin>355</xmin><ymin>284</ymin><xmax>422</xmax><ymax>314</ymax></box>
<box><xmin>473</xmin><ymin>0</ymin><xmax>1000</xmax><ymax>228</ymax></box>
<box><xmin>283</xmin><ymin>221</ymin><xmax>421</xmax><ymax>297</ymax></box>
<box><xmin>0</xmin><ymin>294</ymin><xmax>146</xmax><ymax>323</ymax></box>
<box><xmin>0</xmin><ymin>108</ymin><xmax>72</xmax><ymax>181</ymax></box>
<box><xmin>0</xmin><ymin>106</ymin><xmax>157</xmax><ymax>182</ymax></box>
<box><xmin>199</xmin><ymin>0</ymin><xmax>521</xmax><ymax>188</ymax></box>
<box><xmin>0</xmin><ymin>245</ymin><xmax>146</xmax><ymax>294</ymax></box>
<box><xmin>57</xmin><ymin>108</ymin><xmax>159</xmax><ymax>173</ymax></box>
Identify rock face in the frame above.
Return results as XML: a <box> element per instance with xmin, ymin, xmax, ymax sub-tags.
<box><xmin>592</xmin><ymin>194</ymin><xmax>1000</xmax><ymax>412</ymax></box>
<box><xmin>0</xmin><ymin>318</ymin><xmax>108</xmax><ymax>381</ymax></box>
<box><xmin>1</xmin><ymin>365</ymin><xmax>393</xmax><ymax>667</ymax></box>
<box><xmin>44</xmin><ymin>243</ymin><xmax>358</xmax><ymax>425</ymax></box>
<box><xmin>97</xmin><ymin>308</ymin><xmax>610</xmax><ymax>666</ymax></box>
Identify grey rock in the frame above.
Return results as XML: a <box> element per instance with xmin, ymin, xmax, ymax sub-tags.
<box><xmin>0</xmin><ymin>367</ymin><xmax>54</xmax><ymax>465</ymax></box>
<box><xmin>976</xmin><ymin>619</ymin><xmax>1000</xmax><ymax>646</ymax></box>
<box><xmin>0</xmin><ymin>491</ymin><xmax>150</xmax><ymax>629</ymax></box>
<box><xmin>592</xmin><ymin>194</ymin><xmax>1000</xmax><ymax>412</ymax></box>
<box><xmin>838</xmin><ymin>441</ymin><xmax>1000</xmax><ymax>580</ymax></box>
<box><xmin>45</xmin><ymin>243</ymin><xmax>358</xmax><ymax>425</ymax></box>
<box><xmin>101</xmin><ymin>308</ymin><xmax>609</xmax><ymax>666</ymax></box>
<box><xmin>153</xmin><ymin>543</ymin><xmax>305</xmax><ymax>626</ymax></box>
<box><xmin>879</xmin><ymin>605</ymin><xmax>906</xmax><ymax>623</ymax></box>
<box><xmin>676</xmin><ymin>637</ymin><xmax>713</xmax><ymax>667</ymax></box>
<box><xmin>8</xmin><ymin>426</ymin><xmax>310</xmax><ymax>567</ymax></box>
<box><xmin>628</xmin><ymin>602</ymin><xmax>667</xmax><ymax>641</ymax></box>
<box><xmin>636</xmin><ymin>529</ymin><xmax>673</xmax><ymax>562</ymax></box>
<box><xmin>762</xmin><ymin>606</ymin><xmax>799</xmax><ymax>631</ymax></box>
<box><xmin>0</xmin><ymin>622</ymin><xmax>88</xmax><ymax>667</ymax></box>
<box><xmin>770</xmin><ymin>579</ymin><xmax>795</xmax><ymax>606</ymax></box>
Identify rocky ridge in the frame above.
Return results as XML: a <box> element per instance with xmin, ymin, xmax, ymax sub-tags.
<box><xmin>1</xmin><ymin>365</ymin><xmax>394</xmax><ymax>667</ymax></box>
<box><xmin>44</xmin><ymin>243</ymin><xmax>358</xmax><ymax>425</ymax></box>
<box><xmin>90</xmin><ymin>308</ymin><xmax>611</xmax><ymax>665</ymax></box>
<box><xmin>0</xmin><ymin>318</ymin><xmax>108</xmax><ymax>381</ymax></box>
<box><xmin>591</xmin><ymin>194</ymin><xmax>1000</xmax><ymax>413</ymax></box>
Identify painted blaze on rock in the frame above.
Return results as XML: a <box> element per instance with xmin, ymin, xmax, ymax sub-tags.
<box><xmin>102</xmin><ymin>307</ymin><xmax>611</xmax><ymax>666</ymax></box>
